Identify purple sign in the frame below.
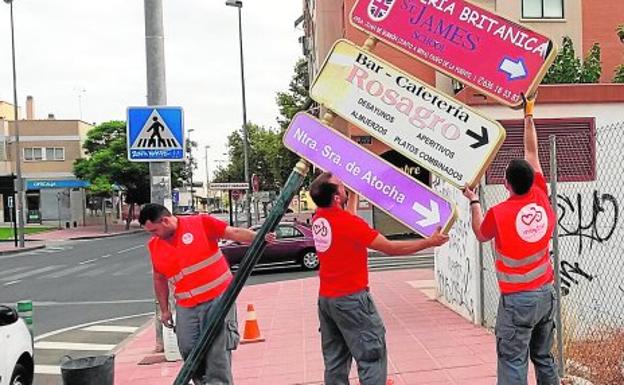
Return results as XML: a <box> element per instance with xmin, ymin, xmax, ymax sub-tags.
<box><xmin>284</xmin><ymin>113</ymin><xmax>457</xmax><ymax>236</ymax></box>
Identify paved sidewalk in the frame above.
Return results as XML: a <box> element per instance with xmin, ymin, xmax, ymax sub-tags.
<box><xmin>114</xmin><ymin>269</ymin><xmax>537</xmax><ymax>385</ymax></box>
<box><xmin>27</xmin><ymin>222</ymin><xmax>143</xmax><ymax>241</ymax></box>
<box><xmin>0</xmin><ymin>223</ymin><xmax>143</xmax><ymax>254</ymax></box>
<box><xmin>0</xmin><ymin>240</ymin><xmax>44</xmax><ymax>255</ymax></box>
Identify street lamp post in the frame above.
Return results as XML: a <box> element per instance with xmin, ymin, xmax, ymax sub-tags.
<box><xmin>225</xmin><ymin>0</ymin><xmax>252</xmax><ymax>228</ymax></box>
<box><xmin>5</xmin><ymin>0</ymin><xmax>25</xmax><ymax>248</ymax></box>
<box><xmin>204</xmin><ymin>145</ymin><xmax>211</xmax><ymax>211</ymax></box>
<box><xmin>187</xmin><ymin>129</ymin><xmax>195</xmax><ymax>212</ymax></box>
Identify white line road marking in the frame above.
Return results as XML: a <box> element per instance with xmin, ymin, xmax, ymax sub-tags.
<box><xmin>101</xmin><ymin>254</ymin><xmax>112</xmax><ymax>258</ymax></box>
<box><xmin>116</xmin><ymin>244</ymin><xmax>144</xmax><ymax>254</ymax></box>
<box><xmin>4</xmin><ymin>280</ymin><xmax>22</xmax><ymax>286</ymax></box>
<box><xmin>35</xmin><ymin>341</ymin><xmax>116</xmax><ymax>351</ymax></box>
<box><xmin>0</xmin><ymin>266</ymin><xmax>31</xmax><ymax>278</ymax></box>
<box><xmin>113</xmin><ymin>262</ymin><xmax>147</xmax><ymax>276</ymax></box>
<box><xmin>82</xmin><ymin>325</ymin><xmax>139</xmax><ymax>333</ymax></box>
<box><xmin>79</xmin><ymin>258</ymin><xmax>98</xmax><ymax>265</ymax></box>
<box><xmin>35</xmin><ymin>312</ymin><xmax>154</xmax><ymax>341</ymax></box>
<box><xmin>35</xmin><ymin>364</ymin><xmax>61</xmax><ymax>375</ymax></box>
<box><xmin>34</xmin><ymin>299</ymin><xmax>154</xmax><ymax>306</ymax></box>
<box><xmin>1</xmin><ymin>265</ymin><xmax>64</xmax><ymax>281</ymax></box>
<box><xmin>41</xmin><ymin>264</ymin><xmax>93</xmax><ymax>279</ymax></box>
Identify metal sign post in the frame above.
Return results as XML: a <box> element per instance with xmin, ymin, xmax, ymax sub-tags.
<box><xmin>173</xmin><ymin>160</ymin><xmax>310</xmax><ymax>385</ymax></box>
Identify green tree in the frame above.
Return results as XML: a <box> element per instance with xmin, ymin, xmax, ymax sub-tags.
<box><xmin>579</xmin><ymin>43</ymin><xmax>602</xmax><ymax>83</ymax></box>
<box><xmin>274</xmin><ymin>58</ymin><xmax>313</xmax><ymax>187</ymax></box>
<box><xmin>212</xmin><ymin>123</ymin><xmax>282</xmax><ymax>190</ymax></box>
<box><xmin>614</xmin><ymin>64</ymin><xmax>624</xmax><ymax>83</ymax></box>
<box><xmin>74</xmin><ymin>120</ymin><xmax>187</xmax><ymax>227</ymax></box>
<box><xmin>542</xmin><ymin>36</ymin><xmax>581</xmax><ymax>84</ymax></box>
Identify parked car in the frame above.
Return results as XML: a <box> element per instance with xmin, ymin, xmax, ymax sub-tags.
<box><xmin>0</xmin><ymin>305</ymin><xmax>33</xmax><ymax>385</ymax></box>
<box><xmin>221</xmin><ymin>222</ymin><xmax>318</xmax><ymax>271</ymax></box>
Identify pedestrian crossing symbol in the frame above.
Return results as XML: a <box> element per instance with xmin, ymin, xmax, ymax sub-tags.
<box><xmin>127</xmin><ymin>106</ymin><xmax>185</xmax><ymax>162</ymax></box>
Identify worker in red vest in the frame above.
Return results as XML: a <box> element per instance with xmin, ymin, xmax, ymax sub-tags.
<box><xmin>139</xmin><ymin>203</ymin><xmax>269</xmax><ymax>385</ymax></box>
<box><xmin>309</xmin><ymin>172</ymin><xmax>449</xmax><ymax>385</ymax></box>
<box><xmin>463</xmin><ymin>94</ymin><xmax>559</xmax><ymax>385</ymax></box>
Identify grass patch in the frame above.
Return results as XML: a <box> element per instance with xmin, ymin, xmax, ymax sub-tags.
<box><xmin>0</xmin><ymin>227</ymin><xmax>55</xmax><ymax>240</ymax></box>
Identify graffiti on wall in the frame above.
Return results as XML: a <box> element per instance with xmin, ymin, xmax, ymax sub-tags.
<box><xmin>433</xmin><ymin>176</ymin><xmax>476</xmax><ymax>321</ymax></box>
<box><xmin>557</xmin><ymin>190</ymin><xmax>619</xmax><ymax>256</ymax></box>
<box><xmin>556</xmin><ymin>190</ymin><xmax>620</xmax><ymax>300</ymax></box>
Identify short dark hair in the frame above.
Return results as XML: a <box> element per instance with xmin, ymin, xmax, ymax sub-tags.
<box><xmin>505</xmin><ymin>159</ymin><xmax>535</xmax><ymax>195</ymax></box>
<box><xmin>139</xmin><ymin>203</ymin><xmax>172</xmax><ymax>225</ymax></box>
<box><xmin>309</xmin><ymin>172</ymin><xmax>337</xmax><ymax>208</ymax></box>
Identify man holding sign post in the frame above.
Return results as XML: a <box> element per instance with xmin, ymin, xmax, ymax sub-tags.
<box><xmin>463</xmin><ymin>94</ymin><xmax>559</xmax><ymax>385</ymax></box>
<box><xmin>310</xmin><ymin>172</ymin><xmax>449</xmax><ymax>385</ymax></box>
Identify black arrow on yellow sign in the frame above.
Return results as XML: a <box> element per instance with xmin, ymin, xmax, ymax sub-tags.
<box><xmin>466</xmin><ymin>127</ymin><xmax>489</xmax><ymax>149</ymax></box>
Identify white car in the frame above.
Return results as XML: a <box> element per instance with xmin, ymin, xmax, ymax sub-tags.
<box><xmin>0</xmin><ymin>305</ymin><xmax>33</xmax><ymax>385</ymax></box>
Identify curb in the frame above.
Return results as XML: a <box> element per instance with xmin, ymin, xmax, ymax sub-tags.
<box><xmin>0</xmin><ymin>244</ymin><xmax>46</xmax><ymax>256</ymax></box>
<box><xmin>68</xmin><ymin>229</ymin><xmax>144</xmax><ymax>240</ymax></box>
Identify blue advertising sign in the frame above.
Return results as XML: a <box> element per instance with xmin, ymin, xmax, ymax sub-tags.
<box><xmin>26</xmin><ymin>180</ymin><xmax>91</xmax><ymax>189</ymax></box>
<box><xmin>172</xmin><ymin>190</ymin><xmax>180</xmax><ymax>205</ymax></box>
<box><xmin>127</xmin><ymin>106</ymin><xmax>185</xmax><ymax>162</ymax></box>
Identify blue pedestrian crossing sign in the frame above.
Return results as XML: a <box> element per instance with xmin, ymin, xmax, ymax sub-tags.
<box><xmin>127</xmin><ymin>106</ymin><xmax>185</xmax><ymax>162</ymax></box>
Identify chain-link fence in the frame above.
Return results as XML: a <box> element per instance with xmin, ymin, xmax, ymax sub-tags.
<box><xmin>480</xmin><ymin>121</ymin><xmax>624</xmax><ymax>384</ymax></box>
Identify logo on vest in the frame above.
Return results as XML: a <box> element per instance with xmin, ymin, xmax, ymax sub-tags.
<box><xmin>515</xmin><ymin>203</ymin><xmax>548</xmax><ymax>243</ymax></box>
<box><xmin>182</xmin><ymin>232</ymin><xmax>194</xmax><ymax>245</ymax></box>
<box><xmin>312</xmin><ymin>218</ymin><xmax>332</xmax><ymax>252</ymax></box>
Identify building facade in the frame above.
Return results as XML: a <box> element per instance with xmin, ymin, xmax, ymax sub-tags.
<box><xmin>0</xmin><ymin>97</ymin><xmax>92</xmax><ymax>226</ymax></box>
<box><xmin>301</xmin><ymin>0</ymin><xmax>624</xmax><ymax>235</ymax></box>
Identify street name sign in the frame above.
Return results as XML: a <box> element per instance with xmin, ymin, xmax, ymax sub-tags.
<box><xmin>350</xmin><ymin>0</ymin><xmax>557</xmax><ymax>107</ymax></box>
<box><xmin>310</xmin><ymin>39</ymin><xmax>505</xmax><ymax>188</ymax></box>
<box><xmin>127</xmin><ymin>106</ymin><xmax>184</xmax><ymax>162</ymax></box>
<box><xmin>283</xmin><ymin>112</ymin><xmax>457</xmax><ymax>237</ymax></box>
<box><xmin>209</xmin><ymin>183</ymin><xmax>250</xmax><ymax>190</ymax></box>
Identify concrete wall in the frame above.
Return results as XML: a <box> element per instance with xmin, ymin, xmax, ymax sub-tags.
<box><xmin>433</xmin><ymin>176</ymin><xmax>481</xmax><ymax>323</ymax></box>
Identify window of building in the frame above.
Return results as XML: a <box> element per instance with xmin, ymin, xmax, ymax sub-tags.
<box><xmin>46</xmin><ymin>147</ymin><xmax>65</xmax><ymax>161</ymax></box>
<box><xmin>24</xmin><ymin>147</ymin><xmax>65</xmax><ymax>161</ymax></box>
<box><xmin>522</xmin><ymin>0</ymin><xmax>564</xmax><ymax>19</ymax></box>
<box><xmin>23</xmin><ymin>147</ymin><xmax>43</xmax><ymax>161</ymax></box>
<box><xmin>486</xmin><ymin>118</ymin><xmax>596</xmax><ymax>184</ymax></box>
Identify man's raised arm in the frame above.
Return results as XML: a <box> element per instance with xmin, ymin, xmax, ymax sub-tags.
<box><xmin>523</xmin><ymin>93</ymin><xmax>543</xmax><ymax>174</ymax></box>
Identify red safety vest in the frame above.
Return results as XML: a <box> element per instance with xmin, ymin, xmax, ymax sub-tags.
<box><xmin>491</xmin><ymin>196</ymin><xmax>555</xmax><ymax>294</ymax></box>
<box><xmin>148</xmin><ymin>216</ymin><xmax>232</xmax><ymax>307</ymax></box>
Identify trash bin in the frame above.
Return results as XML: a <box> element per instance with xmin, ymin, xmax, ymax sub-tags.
<box><xmin>60</xmin><ymin>355</ymin><xmax>114</xmax><ymax>385</ymax></box>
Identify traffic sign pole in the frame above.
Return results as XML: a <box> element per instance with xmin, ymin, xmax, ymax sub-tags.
<box><xmin>173</xmin><ymin>159</ymin><xmax>310</xmax><ymax>385</ymax></box>
<box><xmin>144</xmin><ymin>0</ymin><xmax>170</xmax><ymax>353</ymax></box>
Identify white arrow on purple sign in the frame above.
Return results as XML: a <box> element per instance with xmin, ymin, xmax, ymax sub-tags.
<box><xmin>283</xmin><ymin>113</ymin><xmax>457</xmax><ymax>237</ymax></box>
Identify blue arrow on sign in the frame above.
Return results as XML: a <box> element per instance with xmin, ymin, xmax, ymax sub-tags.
<box><xmin>127</xmin><ymin>106</ymin><xmax>185</xmax><ymax>162</ymax></box>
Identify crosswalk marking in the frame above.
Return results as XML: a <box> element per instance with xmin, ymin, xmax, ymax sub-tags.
<box><xmin>82</xmin><ymin>325</ymin><xmax>138</xmax><ymax>333</ymax></box>
<box><xmin>35</xmin><ymin>341</ymin><xmax>115</xmax><ymax>351</ymax></box>
<box><xmin>41</xmin><ymin>264</ymin><xmax>93</xmax><ymax>279</ymax></box>
<box><xmin>78</xmin><ymin>262</ymin><xmax>124</xmax><ymax>277</ymax></box>
<box><xmin>35</xmin><ymin>365</ymin><xmax>61</xmax><ymax>375</ymax></box>
<box><xmin>0</xmin><ymin>265</ymin><xmax>31</xmax><ymax>278</ymax></box>
<box><xmin>113</xmin><ymin>262</ymin><xmax>147</xmax><ymax>276</ymax></box>
<box><xmin>1</xmin><ymin>265</ymin><xmax>64</xmax><ymax>281</ymax></box>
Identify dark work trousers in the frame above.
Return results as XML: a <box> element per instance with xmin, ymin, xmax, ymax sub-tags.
<box><xmin>496</xmin><ymin>284</ymin><xmax>560</xmax><ymax>385</ymax></box>
<box><xmin>176</xmin><ymin>298</ymin><xmax>239</xmax><ymax>385</ymax></box>
<box><xmin>318</xmin><ymin>289</ymin><xmax>387</xmax><ymax>385</ymax></box>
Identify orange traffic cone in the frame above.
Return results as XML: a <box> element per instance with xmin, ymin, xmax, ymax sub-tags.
<box><xmin>241</xmin><ymin>304</ymin><xmax>265</xmax><ymax>344</ymax></box>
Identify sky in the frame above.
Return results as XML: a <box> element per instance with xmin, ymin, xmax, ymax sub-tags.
<box><xmin>0</xmin><ymin>0</ymin><xmax>303</xmax><ymax>181</ymax></box>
